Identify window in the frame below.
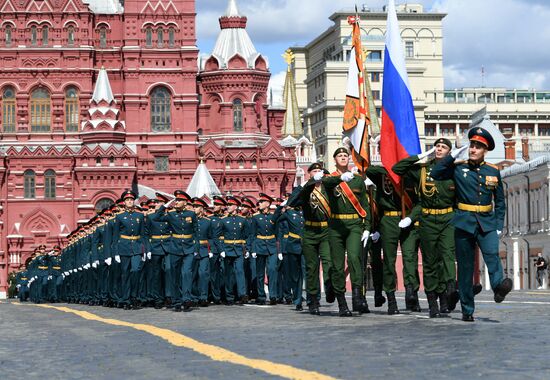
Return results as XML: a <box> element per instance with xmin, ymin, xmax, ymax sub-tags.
<box><xmin>371</xmin><ymin>90</ymin><xmax>380</xmax><ymax>100</ymax></box>
<box><xmin>168</xmin><ymin>28</ymin><xmax>175</xmax><ymax>47</ymax></box>
<box><xmin>238</xmin><ymin>158</ymin><xmax>244</xmax><ymax>169</ymax></box>
<box><xmin>67</xmin><ymin>26</ymin><xmax>75</xmax><ymax>46</ymax></box>
<box><xmin>95</xmin><ymin>198</ymin><xmax>114</xmax><ymax>213</ymax></box>
<box><xmin>2</xmin><ymin>86</ymin><xmax>16</xmax><ymax>132</ymax></box>
<box><xmin>30</xmin><ymin>88</ymin><xmax>51</xmax><ymax>132</ymax></box>
<box><xmin>150</xmin><ymin>87</ymin><xmax>171</xmax><ymax>131</ymax></box>
<box><xmin>42</xmin><ymin>26</ymin><xmax>48</xmax><ymax>46</ymax></box>
<box><xmin>154</xmin><ymin>156</ymin><xmax>169</xmax><ymax>172</ymax></box>
<box><xmin>225</xmin><ymin>159</ymin><xmax>231</xmax><ymax>169</ymax></box>
<box><xmin>232</xmin><ymin>99</ymin><xmax>243</xmax><ymax>131</ymax></box>
<box><xmin>31</xmin><ymin>25</ymin><xmax>37</xmax><ymax>46</ymax></box>
<box><xmin>371</xmin><ymin>72</ymin><xmax>380</xmax><ymax>82</ymax></box>
<box><xmin>157</xmin><ymin>28</ymin><xmax>163</xmax><ymax>48</ymax></box>
<box><xmin>145</xmin><ymin>27</ymin><xmax>152</xmax><ymax>47</ymax></box>
<box><xmin>367</xmin><ymin>50</ymin><xmax>382</xmax><ymax>62</ymax></box>
<box><xmin>405</xmin><ymin>41</ymin><xmax>414</xmax><ymax>58</ymax></box>
<box><xmin>99</xmin><ymin>27</ymin><xmax>107</xmax><ymax>48</ymax></box>
<box><xmin>5</xmin><ymin>25</ymin><xmax>12</xmax><ymax>46</ymax></box>
<box><xmin>65</xmin><ymin>87</ymin><xmax>79</xmax><ymax>132</ymax></box>
<box><xmin>44</xmin><ymin>170</ymin><xmax>56</xmax><ymax>199</ymax></box>
<box><xmin>24</xmin><ymin>170</ymin><xmax>35</xmax><ymax>199</ymax></box>
<box><xmin>425</xmin><ymin>125</ymin><xmax>436</xmax><ymax>136</ymax></box>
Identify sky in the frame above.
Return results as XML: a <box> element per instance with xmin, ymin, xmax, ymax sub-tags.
<box><xmin>196</xmin><ymin>0</ymin><xmax>550</xmax><ymax>102</ymax></box>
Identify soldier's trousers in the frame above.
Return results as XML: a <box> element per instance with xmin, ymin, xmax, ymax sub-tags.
<box><xmin>108</xmin><ymin>261</ymin><xmax>121</xmax><ymax>303</ymax></box>
<box><xmin>256</xmin><ymin>254</ymin><xmax>279</xmax><ymax>301</ymax></box>
<box><xmin>380</xmin><ymin>215</ymin><xmax>421</xmax><ymax>293</ymax></box>
<box><xmin>455</xmin><ymin>227</ymin><xmax>504</xmax><ymax>316</ymax></box>
<box><xmin>98</xmin><ymin>263</ymin><xmax>109</xmax><ymax>302</ymax></box>
<box><xmin>368</xmin><ymin>238</ymin><xmax>384</xmax><ymax>293</ymax></box>
<box><xmin>225</xmin><ymin>255</ymin><xmax>246</xmax><ymax>302</ymax></box>
<box><xmin>146</xmin><ymin>255</ymin><xmax>164</xmax><ymax>305</ymax></box>
<box><xmin>192</xmin><ymin>256</ymin><xmax>210</xmax><ymax>301</ymax></box>
<box><xmin>285</xmin><ymin>253</ymin><xmax>303</xmax><ymax>305</ymax></box>
<box><xmin>244</xmin><ymin>256</ymin><xmax>258</xmax><ymax>299</ymax></box>
<box><xmin>420</xmin><ymin>213</ymin><xmax>455</xmax><ymax>293</ymax></box>
<box><xmin>119</xmin><ymin>255</ymin><xmax>142</xmax><ymax>304</ymax></box>
<box><xmin>328</xmin><ymin>219</ymin><xmax>363</xmax><ymax>294</ymax></box>
<box><xmin>89</xmin><ymin>267</ymin><xmax>98</xmax><ymax>301</ymax></box>
<box><xmin>209</xmin><ymin>255</ymin><xmax>222</xmax><ymax>302</ymax></box>
<box><xmin>19</xmin><ymin>286</ymin><xmax>29</xmax><ymax>302</ymax></box>
<box><xmin>164</xmin><ymin>254</ymin><xmax>183</xmax><ymax>306</ymax></box>
<box><xmin>180</xmin><ymin>254</ymin><xmax>194</xmax><ymax>303</ymax></box>
<box><xmin>302</xmin><ymin>227</ymin><xmax>332</xmax><ymax>297</ymax></box>
<box><xmin>281</xmin><ymin>254</ymin><xmax>292</xmax><ymax>301</ymax></box>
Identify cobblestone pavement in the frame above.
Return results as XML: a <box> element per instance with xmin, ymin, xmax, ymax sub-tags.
<box><xmin>1</xmin><ymin>291</ymin><xmax>550</xmax><ymax>380</ymax></box>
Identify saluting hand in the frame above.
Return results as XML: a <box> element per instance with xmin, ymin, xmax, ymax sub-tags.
<box><xmin>451</xmin><ymin>145</ymin><xmax>468</xmax><ymax>159</ymax></box>
<box><xmin>313</xmin><ymin>172</ymin><xmax>324</xmax><ymax>182</ymax></box>
<box><xmin>341</xmin><ymin>172</ymin><xmax>354</xmax><ymax>182</ymax></box>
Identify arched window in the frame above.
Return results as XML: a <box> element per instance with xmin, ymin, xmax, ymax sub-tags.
<box><xmin>65</xmin><ymin>87</ymin><xmax>79</xmax><ymax>132</ymax></box>
<box><xmin>44</xmin><ymin>170</ymin><xmax>56</xmax><ymax>199</ymax></box>
<box><xmin>150</xmin><ymin>87</ymin><xmax>171</xmax><ymax>132</ymax></box>
<box><xmin>99</xmin><ymin>26</ymin><xmax>107</xmax><ymax>48</ymax></box>
<box><xmin>30</xmin><ymin>88</ymin><xmax>51</xmax><ymax>132</ymax></box>
<box><xmin>2</xmin><ymin>86</ymin><xmax>16</xmax><ymax>132</ymax></box>
<box><xmin>5</xmin><ymin>25</ymin><xmax>12</xmax><ymax>47</ymax></box>
<box><xmin>67</xmin><ymin>25</ymin><xmax>75</xmax><ymax>46</ymax></box>
<box><xmin>31</xmin><ymin>25</ymin><xmax>37</xmax><ymax>46</ymax></box>
<box><xmin>42</xmin><ymin>26</ymin><xmax>48</xmax><ymax>46</ymax></box>
<box><xmin>168</xmin><ymin>27</ymin><xmax>175</xmax><ymax>47</ymax></box>
<box><xmin>157</xmin><ymin>28</ymin><xmax>163</xmax><ymax>48</ymax></box>
<box><xmin>145</xmin><ymin>27</ymin><xmax>152</xmax><ymax>47</ymax></box>
<box><xmin>238</xmin><ymin>158</ymin><xmax>245</xmax><ymax>169</ymax></box>
<box><xmin>24</xmin><ymin>170</ymin><xmax>35</xmax><ymax>199</ymax></box>
<box><xmin>232</xmin><ymin>99</ymin><xmax>243</xmax><ymax>131</ymax></box>
<box><xmin>95</xmin><ymin>197</ymin><xmax>114</xmax><ymax>213</ymax></box>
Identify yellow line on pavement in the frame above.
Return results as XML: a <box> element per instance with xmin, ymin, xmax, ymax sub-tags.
<box><xmin>525</xmin><ymin>291</ymin><xmax>550</xmax><ymax>295</ymax></box>
<box><xmin>14</xmin><ymin>303</ymin><xmax>337</xmax><ymax>380</ymax></box>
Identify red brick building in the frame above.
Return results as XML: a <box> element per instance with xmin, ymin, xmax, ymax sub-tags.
<box><xmin>0</xmin><ymin>0</ymin><xmax>295</xmax><ymax>296</ymax></box>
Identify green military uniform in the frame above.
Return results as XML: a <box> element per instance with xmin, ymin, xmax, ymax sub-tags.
<box><xmin>322</xmin><ymin>162</ymin><xmax>371</xmax><ymax>315</ymax></box>
<box><xmin>365</xmin><ymin>165</ymin><xmax>421</xmax><ymax>314</ymax></box>
<box><xmin>16</xmin><ymin>270</ymin><xmax>29</xmax><ymax>302</ymax></box>
<box><xmin>293</xmin><ymin>175</ymin><xmax>334</xmax><ymax>315</ymax></box>
<box><xmin>431</xmin><ymin>127</ymin><xmax>512</xmax><ymax>321</ymax></box>
<box><xmin>393</xmin><ymin>145</ymin><xmax>457</xmax><ymax>316</ymax></box>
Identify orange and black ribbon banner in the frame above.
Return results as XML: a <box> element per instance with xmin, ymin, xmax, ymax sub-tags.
<box><xmin>332</xmin><ymin>172</ymin><xmax>367</xmax><ymax>218</ymax></box>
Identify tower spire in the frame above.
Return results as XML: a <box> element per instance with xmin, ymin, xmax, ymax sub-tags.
<box><xmin>225</xmin><ymin>0</ymin><xmax>241</xmax><ymax>17</ymax></box>
<box><xmin>281</xmin><ymin>49</ymin><xmax>302</xmax><ymax>137</ymax></box>
<box><xmin>92</xmin><ymin>67</ymin><xmax>115</xmax><ymax>104</ymax></box>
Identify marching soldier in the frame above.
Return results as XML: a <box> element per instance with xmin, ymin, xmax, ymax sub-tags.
<box><xmin>365</xmin><ymin>164</ymin><xmax>421</xmax><ymax>315</ymax></box>
<box><xmin>111</xmin><ymin>190</ymin><xmax>146</xmax><ymax>310</ymax></box>
<box><xmin>192</xmin><ymin>197</ymin><xmax>215</xmax><ymax>306</ymax></box>
<box><xmin>292</xmin><ymin>164</ymin><xmax>335</xmax><ymax>315</ymax></box>
<box><xmin>315</xmin><ymin>147</ymin><xmax>371</xmax><ymax>316</ymax></box>
<box><xmin>249</xmin><ymin>193</ymin><xmax>282</xmax><ymax>305</ymax></box>
<box><xmin>15</xmin><ymin>265</ymin><xmax>30</xmax><ymax>302</ymax></box>
<box><xmin>151</xmin><ymin>190</ymin><xmax>199</xmax><ymax>312</ymax></box>
<box><xmin>209</xmin><ymin>196</ymin><xmax>226</xmax><ymax>304</ymax></box>
<box><xmin>240</xmin><ymin>197</ymin><xmax>257</xmax><ymax>301</ymax></box>
<box><xmin>93</xmin><ymin>210</ymin><xmax>110</xmax><ymax>306</ymax></box>
<box><xmin>431</xmin><ymin>127</ymin><xmax>512</xmax><ymax>321</ymax></box>
<box><xmin>393</xmin><ymin>138</ymin><xmax>457</xmax><ymax>318</ymax></box>
<box><xmin>216</xmin><ymin>196</ymin><xmax>249</xmax><ymax>305</ymax></box>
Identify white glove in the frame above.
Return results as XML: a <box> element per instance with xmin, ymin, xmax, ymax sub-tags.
<box><xmin>497</xmin><ymin>230</ymin><xmax>502</xmax><ymax>236</ymax></box>
<box><xmin>220</xmin><ymin>251</ymin><xmax>226</xmax><ymax>258</ymax></box>
<box><xmin>361</xmin><ymin>230</ymin><xmax>370</xmax><ymax>247</ymax></box>
<box><xmin>78</xmin><ymin>267</ymin><xmax>82</xmax><ymax>271</ymax></box>
<box><xmin>364</xmin><ymin>176</ymin><xmax>375</xmax><ymax>188</ymax></box>
<box><xmin>141</xmin><ymin>254</ymin><xmax>146</xmax><ymax>262</ymax></box>
<box><xmin>340</xmin><ymin>172</ymin><xmax>354</xmax><ymax>182</ymax></box>
<box><xmin>115</xmin><ymin>255</ymin><xmax>121</xmax><ymax>263</ymax></box>
<box><xmin>105</xmin><ymin>257</ymin><xmax>112</xmax><ymax>266</ymax></box>
<box><xmin>62</xmin><ymin>274</ymin><xmax>65</xmax><ymax>279</ymax></box>
<box><xmin>451</xmin><ymin>145</ymin><xmax>468</xmax><ymax>158</ymax></box>
<box><xmin>147</xmin><ymin>252</ymin><xmax>152</xmax><ymax>260</ymax></box>
<box><xmin>252</xmin><ymin>252</ymin><xmax>257</xmax><ymax>259</ymax></box>
<box><xmin>208</xmin><ymin>252</ymin><xmax>213</xmax><ymax>258</ymax></box>
<box><xmin>94</xmin><ymin>260</ymin><xmax>100</xmax><ymax>266</ymax></box>
<box><xmin>278</xmin><ymin>253</ymin><xmax>283</xmax><ymax>261</ymax></box>
<box><xmin>244</xmin><ymin>252</ymin><xmax>250</xmax><ymax>259</ymax></box>
<box><xmin>47</xmin><ymin>276</ymin><xmax>52</xmax><ymax>280</ymax></box>
<box><xmin>313</xmin><ymin>172</ymin><xmax>324</xmax><ymax>181</ymax></box>
<box><xmin>69</xmin><ymin>269</ymin><xmax>73</xmax><ymax>274</ymax></box>
<box><xmin>92</xmin><ymin>262</ymin><xmax>98</xmax><ymax>268</ymax></box>
<box><xmin>280</xmin><ymin>199</ymin><xmax>288</xmax><ymax>207</ymax></box>
<box><xmin>16</xmin><ymin>284</ymin><xmax>21</xmax><ymax>289</ymax></box>
<box><xmin>371</xmin><ymin>231</ymin><xmax>380</xmax><ymax>243</ymax></box>
<box><xmin>398</xmin><ymin>217</ymin><xmax>412</xmax><ymax>229</ymax></box>
<box><xmin>193</xmin><ymin>252</ymin><xmax>198</xmax><ymax>257</ymax></box>
<box><xmin>418</xmin><ymin>146</ymin><xmax>436</xmax><ymax>160</ymax></box>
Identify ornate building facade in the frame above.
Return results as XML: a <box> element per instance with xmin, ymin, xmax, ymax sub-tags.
<box><xmin>0</xmin><ymin>0</ymin><xmax>294</xmax><ymax>296</ymax></box>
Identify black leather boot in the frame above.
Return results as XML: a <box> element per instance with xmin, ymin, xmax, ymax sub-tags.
<box><xmin>405</xmin><ymin>284</ymin><xmax>414</xmax><ymax>310</ymax></box>
<box><xmin>352</xmin><ymin>287</ymin><xmax>370</xmax><ymax>314</ymax></box>
<box><xmin>374</xmin><ymin>288</ymin><xmax>386</xmax><ymax>307</ymax></box>
<box><xmin>336</xmin><ymin>293</ymin><xmax>352</xmax><ymax>317</ymax></box>
<box><xmin>438</xmin><ymin>291</ymin><xmax>450</xmax><ymax>314</ymax></box>
<box><xmin>426</xmin><ymin>291</ymin><xmax>441</xmax><ymax>318</ymax></box>
<box><xmin>325</xmin><ymin>280</ymin><xmax>335</xmax><ymax>304</ymax></box>
<box><xmin>386</xmin><ymin>291</ymin><xmax>400</xmax><ymax>315</ymax></box>
<box><xmin>494</xmin><ymin>278</ymin><xmax>513</xmax><ymax>303</ymax></box>
<box><xmin>308</xmin><ymin>295</ymin><xmax>320</xmax><ymax>315</ymax></box>
<box><xmin>447</xmin><ymin>280</ymin><xmax>459</xmax><ymax>311</ymax></box>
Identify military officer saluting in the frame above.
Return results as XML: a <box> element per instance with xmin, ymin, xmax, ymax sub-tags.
<box><xmin>393</xmin><ymin>137</ymin><xmax>457</xmax><ymax>318</ymax></box>
<box><xmin>431</xmin><ymin>127</ymin><xmax>512</xmax><ymax>322</ymax></box>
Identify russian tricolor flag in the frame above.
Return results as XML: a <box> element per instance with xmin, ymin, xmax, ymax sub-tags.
<box><xmin>381</xmin><ymin>0</ymin><xmax>421</xmax><ymax>184</ymax></box>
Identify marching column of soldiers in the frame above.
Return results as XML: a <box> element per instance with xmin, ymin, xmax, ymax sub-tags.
<box><xmin>14</xmin><ymin>127</ymin><xmax>513</xmax><ymax>321</ymax></box>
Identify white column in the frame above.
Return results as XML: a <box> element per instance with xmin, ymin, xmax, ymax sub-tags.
<box><xmin>513</xmin><ymin>239</ymin><xmax>521</xmax><ymax>290</ymax></box>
